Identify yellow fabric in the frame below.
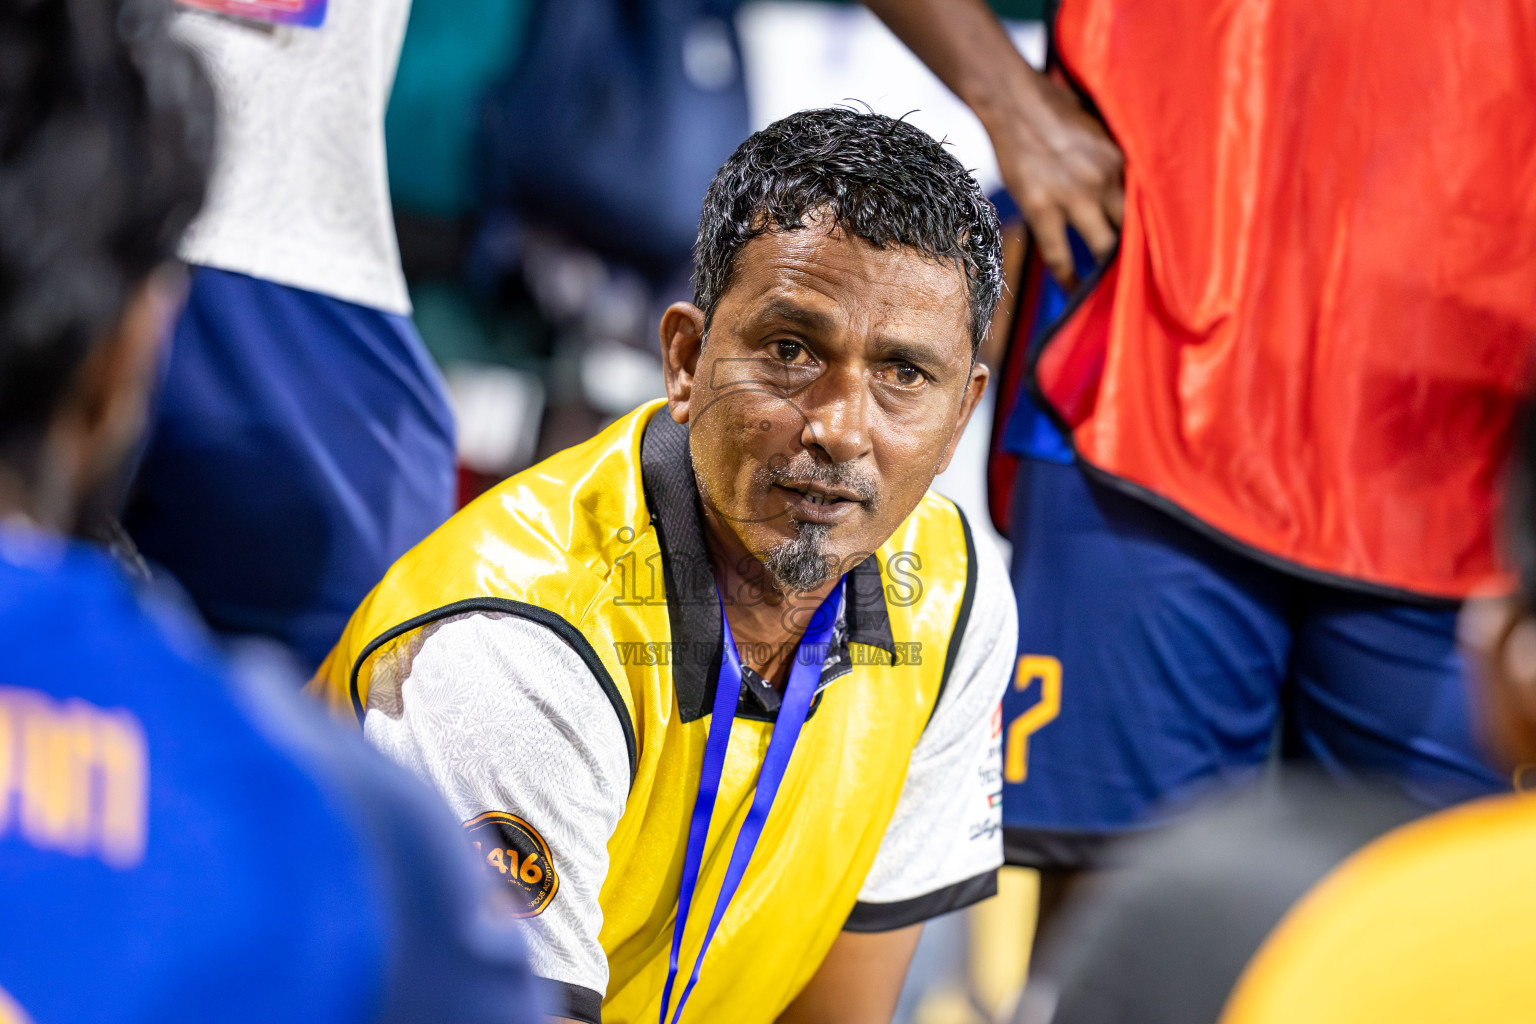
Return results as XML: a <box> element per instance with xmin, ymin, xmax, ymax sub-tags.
<box><xmin>908</xmin><ymin>867</ymin><xmax>1039</xmax><ymax>1024</ymax></box>
<box><xmin>1220</xmin><ymin>793</ymin><xmax>1536</xmax><ymax>1024</ymax></box>
<box><xmin>310</xmin><ymin>401</ymin><xmax>975</xmax><ymax>1023</ymax></box>
<box><xmin>966</xmin><ymin>867</ymin><xmax>1038</xmax><ymax>1020</ymax></box>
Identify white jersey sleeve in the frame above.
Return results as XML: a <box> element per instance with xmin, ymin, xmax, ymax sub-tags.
<box><xmin>361</xmin><ymin>611</ymin><xmax>628</xmax><ymax>1014</ymax></box>
<box><xmin>848</xmin><ymin>532</ymin><xmax>1016</xmax><ymax>930</ymax></box>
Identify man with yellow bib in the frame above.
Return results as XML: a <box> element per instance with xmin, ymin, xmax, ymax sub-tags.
<box><xmin>311</xmin><ymin>108</ymin><xmax>1016</xmax><ymax>1023</ymax></box>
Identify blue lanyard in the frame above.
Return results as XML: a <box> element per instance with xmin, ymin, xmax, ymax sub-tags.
<box><xmin>659</xmin><ymin>577</ymin><xmax>845</xmax><ymax>1024</ymax></box>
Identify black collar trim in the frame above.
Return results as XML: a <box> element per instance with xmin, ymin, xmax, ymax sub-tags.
<box><xmin>639</xmin><ymin>409</ymin><xmax>896</xmax><ymax>723</ymax></box>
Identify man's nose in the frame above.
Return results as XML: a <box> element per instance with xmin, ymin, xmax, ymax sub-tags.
<box><xmin>799</xmin><ymin>371</ymin><xmax>872</xmax><ymax>464</ymax></box>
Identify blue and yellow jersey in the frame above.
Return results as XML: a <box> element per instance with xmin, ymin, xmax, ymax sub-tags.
<box><xmin>0</xmin><ymin>529</ymin><xmax>539</xmax><ymax>1024</ymax></box>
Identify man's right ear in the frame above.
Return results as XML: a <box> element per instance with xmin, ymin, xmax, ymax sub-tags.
<box><xmin>659</xmin><ymin>302</ymin><xmax>707</xmax><ymax>425</ymax></box>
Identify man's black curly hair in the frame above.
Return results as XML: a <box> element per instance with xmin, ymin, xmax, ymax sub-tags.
<box><xmin>0</xmin><ymin>0</ymin><xmax>214</xmax><ymax>466</ymax></box>
<box><xmin>693</xmin><ymin>107</ymin><xmax>1003</xmax><ymax>352</ymax></box>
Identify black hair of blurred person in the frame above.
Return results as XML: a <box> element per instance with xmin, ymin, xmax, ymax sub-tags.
<box><xmin>1463</xmin><ymin>399</ymin><xmax>1536</xmax><ymax>769</ymax></box>
<box><xmin>0</xmin><ymin>0</ymin><xmax>213</xmax><ymax>528</ymax></box>
<box><xmin>1505</xmin><ymin>400</ymin><xmax>1536</xmax><ymax>608</ymax></box>
<box><xmin>691</xmin><ymin>107</ymin><xmax>1004</xmax><ymax>353</ymax></box>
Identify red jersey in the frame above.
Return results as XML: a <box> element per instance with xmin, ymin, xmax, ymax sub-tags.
<box><xmin>1034</xmin><ymin>0</ymin><xmax>1536</xmax><ymax>599</ymax></box>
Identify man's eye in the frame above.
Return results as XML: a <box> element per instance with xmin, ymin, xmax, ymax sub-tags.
<box><xmin>774</xmin><ymin>340</ymin><xmax>807</xmax><ymax>363</ymax></box>
<box><xmin>893</xmin><ymin>364</ymin><xmax>925</xmax><ymax>387</ymax></box>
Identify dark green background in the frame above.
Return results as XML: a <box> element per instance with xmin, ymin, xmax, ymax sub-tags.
<box><xmin>993</xmin><ymin>0</ymin><xmax>1047</xmax><ymax>17</ymax></box>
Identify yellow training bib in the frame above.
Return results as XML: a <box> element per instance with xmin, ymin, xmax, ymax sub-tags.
<box><xmin>311</xmin><ymin>401</ymin><xmax>980</xmax><ymax>1022</ymax></box>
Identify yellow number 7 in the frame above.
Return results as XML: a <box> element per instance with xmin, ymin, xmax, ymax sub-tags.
<box><xmin>1003</xmin><ymin>655</ymin><xmax>1062</xmax><ymax>784</ymax></box>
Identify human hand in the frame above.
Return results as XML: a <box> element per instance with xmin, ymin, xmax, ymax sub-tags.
<box><xmin>988</xmin><ymin>73</ymin><xmax>1124</xmax><ymax>288</ymax></box>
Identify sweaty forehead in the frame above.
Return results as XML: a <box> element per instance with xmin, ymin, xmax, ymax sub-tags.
<box><xmin>717</xmin><ymin>225</ymin><xmax>972</xmax><ymax>343</ymax></box>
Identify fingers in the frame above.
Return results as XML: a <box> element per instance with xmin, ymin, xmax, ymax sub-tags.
<box><xmin>1068</xmin><ymin>199</ymin><xmax>1118</xmax><ymax>265</ymax></box>
<box><xmin>1022</xmin><ymin>199</ymin><xmax>1076</xmax><ymax>289</ymax></box>
<box><xmin>1104</xmin><ymin>179</ymin><xmax>1125</xmax><ymax>228</ymax></box>
<box><xmin>994</xmin><ymin>99</ymin><xmax>1127</xmax><ymax>288</ymax></box>
<box><xmin>1026</xmin><ymin>193</ymin><xmax>1121</xmax><ymax>289</ymax></box>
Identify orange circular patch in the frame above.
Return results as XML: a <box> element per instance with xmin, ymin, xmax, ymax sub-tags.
<box><xmin>463</xmin><ymin>811</ymin><xmax>560</xmax><ymax>917</ymax></box>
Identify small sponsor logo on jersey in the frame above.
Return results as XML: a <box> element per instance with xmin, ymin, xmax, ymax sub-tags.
<box><xmin>463</xmin><ymin>811</ymin><xmax>559</xmax><ymax>917</ymax></box>
<box><xmin>174</xmin><ymin>0</ymin><xmax>327</xmax><ymax>28</ymax></box>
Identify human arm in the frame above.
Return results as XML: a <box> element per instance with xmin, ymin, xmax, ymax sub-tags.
<box><xmin>863</xmin><ymin>0</ymin><xmax>1123</xmax><ymax>286</ymax></box>
<box><xmin>776</xmin><ymin>926</ymin><xmax>923</xmax><ymax>1024</ymax></box>
<box><xmin>359</xmin><ymin>612</ymin><xmax>631</xmax><ymax>1024</ymax></box>
<box><xmin>229</xmin><ymin>641</ymin><xmax>550</xmax><ymax>1023</ymax></box>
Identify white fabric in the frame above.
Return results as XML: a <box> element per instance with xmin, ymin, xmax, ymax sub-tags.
<box><xmin>856</xmin><ymin>537</ymin><xmax>1014</xmax><ymax>905</ymax></box>
<box><xmin>363</xmin><ymin>613</ymin><xmax>629</xmax><ymax>997</ymax></box>
<box><xmin>362</xmin><ymin>540</ymin><xmax>1015</xmax><ymax>993</ymax></box>
<box><xmin>173</xmin><ymin>0</ymin><xmax>413</xmax><ymax>313</ymax></box>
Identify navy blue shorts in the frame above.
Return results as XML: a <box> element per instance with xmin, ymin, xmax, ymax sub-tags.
<box><xmin>126</xmin><ymin>267</ymin><xmax>456</xmax><ymax>669</ymax></box>
<box><xmin>1001</xmin><ymin>457</ymin><xmax>1506</xmax><ymax>868</ymax></box>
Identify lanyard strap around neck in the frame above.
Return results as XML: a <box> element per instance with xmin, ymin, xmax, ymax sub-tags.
<box><xmin>659</xmin><ymin>577</ymin><xmax>845</xmax><ymax>1024</ymax></box>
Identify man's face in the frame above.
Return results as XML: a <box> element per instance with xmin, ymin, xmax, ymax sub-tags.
<box><xmin>661</xmin><ymin>216</ymin><xmax>988</xmax><ymax>593</ymax></box>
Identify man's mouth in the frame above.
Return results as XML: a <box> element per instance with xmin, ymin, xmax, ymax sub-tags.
<box><xmin>781</xmin><ymin>482</ymin><xmax>862</xmax><ymax>506</ymax></box>
<box><xmin>773</xmin><ymin>482</ymin><xmax>863</xmax><ymax>524</ymax></box>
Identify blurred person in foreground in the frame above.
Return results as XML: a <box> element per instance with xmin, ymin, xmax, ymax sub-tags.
<box><xmin>1013</xmin><ymin>402</ymin><xmax>1536</xmax><ymax>1024</ymax></box>
<box><xmin>868</xmin><ymin>0</ymin><xmax>1536</xmax><ymax>920</ymax></box>
<box><xmin>310</xmin><ymin>108</ymin><xmax>1016</xmax><ymax>1024</ymax></box>
<box><xmin>0</xmin><ymin>2</ymin><xmax>540</xmax><ymax>1020</ymax></box>
<box><xmin>122</xmin><ymin>0</ymin><xmax>455</xmax><ymax>670</ymax></box>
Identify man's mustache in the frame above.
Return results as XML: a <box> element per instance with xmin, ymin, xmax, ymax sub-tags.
<box><xmin>761</xmin><ymin>452</ymin><xmax>878</xmax><ymax>505</ymax></box>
